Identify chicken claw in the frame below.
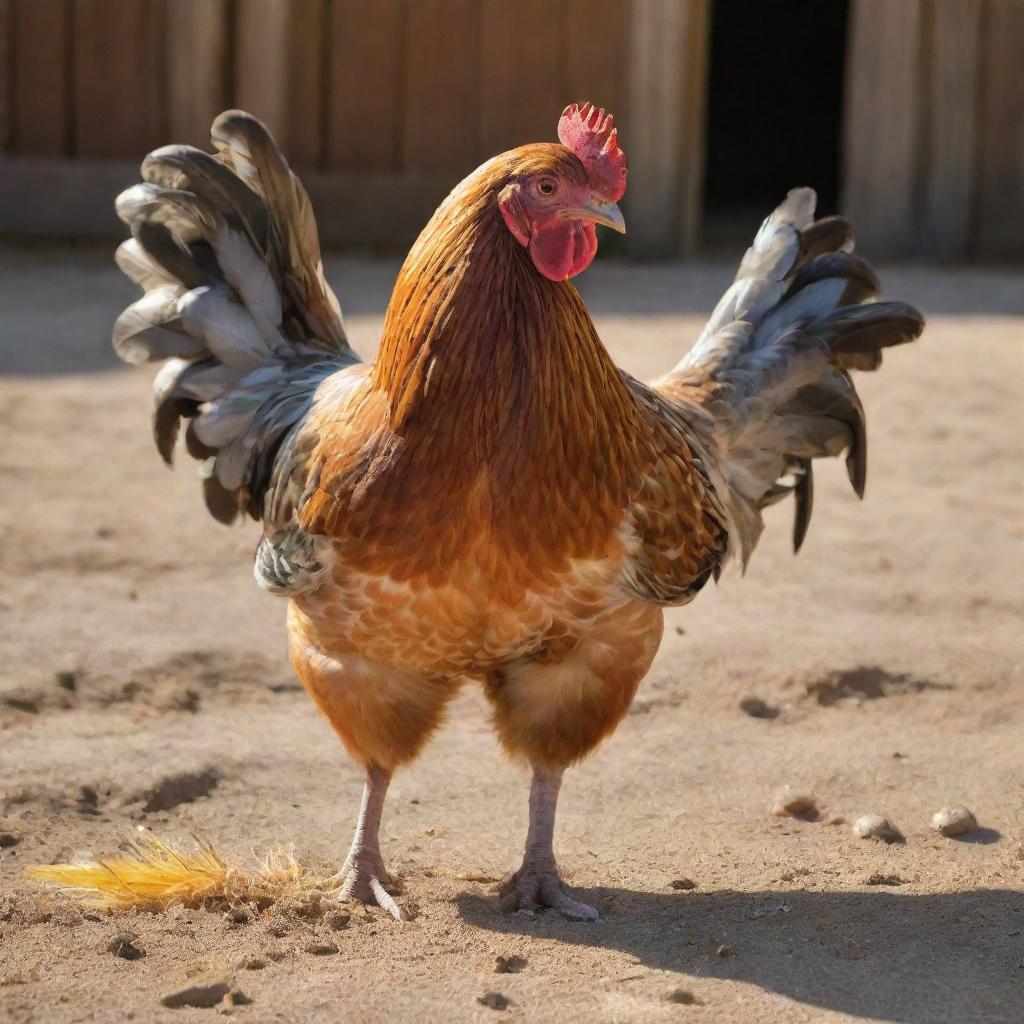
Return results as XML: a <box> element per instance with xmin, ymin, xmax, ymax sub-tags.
<box><xmin>336</xmin><ymin>848</ymin><xmax>405</xmax><ymax>921</ymax></box>
<box><xmin>499</xmin><ymin>862</ymin><xmax>600</xmax><ymax>921</ymax></box>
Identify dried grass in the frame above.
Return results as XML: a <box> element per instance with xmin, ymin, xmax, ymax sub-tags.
<box><xmin>26</xmin><ymin>832</ymin><xmax>319</xmax><ymax>913</ymax></box>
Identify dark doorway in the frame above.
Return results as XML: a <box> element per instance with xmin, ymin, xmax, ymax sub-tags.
<box><xmin>703</xmin><ymin>0</ymin><xmax>849</xmax><ymax>253</ymax></box>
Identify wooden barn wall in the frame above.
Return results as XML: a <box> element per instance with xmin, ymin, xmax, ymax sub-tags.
<box><xmin>843</xmin><ymin>0</ymin><xmax>1024</xmax><ymax>260</ymax></box>
<box><xmin>0</xmin><ymin>0</ymin><xmax>1019</xmax><ymax>259</ymax></box>
<box><xmin>0</xmin><ymin>0</ymin><xmax>707</xmax><ymax>255</ymax></box>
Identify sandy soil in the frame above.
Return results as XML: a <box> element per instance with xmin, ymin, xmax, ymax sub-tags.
<box><xmin>1</xmin><ymin>243</ymin><xmax>1022</xmax><ymax>1024</ymax></box>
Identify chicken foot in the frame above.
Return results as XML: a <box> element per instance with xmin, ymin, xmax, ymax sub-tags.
<box><xmin>331</xmin><ymin>763</ymin><xmax>404</xmax><ymax>920</ymax></box>
<box><xmin>500</xmin><ymin>767</ymin><xmax>600</xmax><ymax>921</ymax></box>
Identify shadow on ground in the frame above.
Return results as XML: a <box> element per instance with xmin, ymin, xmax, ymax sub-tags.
<box><xmin>457</xmin><ymin>887</ymin><xmax>1023</xmax><ymax>1024</ymax></box>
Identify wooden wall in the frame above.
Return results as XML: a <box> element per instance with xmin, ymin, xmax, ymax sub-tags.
<box><xmin>0</xmin><ymin>0</ymin><xmax>1020</xmax><ymax>259</ymax></box>
<box><xmin>0</xmin><ymin>0</ymin><xmax>708</xmax><ymax>255</ymax></box>
<box><xmin>843</xmin><ymin>0</ymin><xmax>1024</xmax><ymax>259</ymax></box>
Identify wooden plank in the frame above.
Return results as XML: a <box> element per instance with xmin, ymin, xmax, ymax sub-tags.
<box><xmin>283</xmin><ymin>0</ymin><xmax>326</xmax><ymax>169</ymax></box>
<box><xmin>0</xmin><ymin>155</ymin><xmax>140</xmax><ymax>235</ymax></box>
<box><xmin>841</xmin><ymin>0</ymin><xmax>925</xmax><ymax>256</ymax></box>
<box><xmin>10</xmin><ymin>0</ymin><xmax>68</xmax><ymax>156</ymax></box>
<box><xmin>565</xmin><ymin>0</ymin><xmax>629</xmax><ymax>124</ymax></box>
<box><xmin>0</xmin><ymin>0</ymin><xmax>9</xmax><ymax>151</ymax></box>
<box><xmin>234</xmin><ymin>0</ymin><xmax>289</xmax><ymax>140</ymax></box>
<box><xmin>326</xmin><ymin>0</ymin><xmax>405</xmax><ymax>173</ymax></box>
<box><xmin>0</xmin><ymin>155</ymin><xmax>450</xmax><ymax>249</ymax></box>
<box><xmin>923</xmin><ymin>0</ymin><xmax>983</xmax><ymax>258</ymax></box>
<box><xmin>628</xmin><ymin>0</ymin><xmax>709</xmax><ymax>257</ymax></box>
<box><xmin>973</xmin><ymin>0</ymin><xmax>1024</xmax><ymax>259</ymax></box>
<box><xmin>72</xmin><ymin>0</ymin><xmax>163</xmax><ymax>159</ymax></box>
<box><xmin>479</xmin><ymin>0</ymin><xmax>564</xmax><ymax>157</ymax></box>
<box><xmin>403</xmin><ymin>0</ymin><xmax>480</xmax><ymax>177</ymax></box>
<box><xmin>166</xmin><ymin>0</ymin><xmax>229</xmax><ymax>147</ymax></box>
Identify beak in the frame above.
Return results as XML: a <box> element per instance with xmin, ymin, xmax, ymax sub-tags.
<box><xmin>564</xmin><ymin>196</ymin><xmax>626</xmax><ymax>234</ymax></box>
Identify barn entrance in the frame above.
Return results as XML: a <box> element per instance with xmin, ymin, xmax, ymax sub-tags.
<box><xmin>702</xmin><ymin>0</ymin><xmax>850</xmax><ymax>252</ymax></box>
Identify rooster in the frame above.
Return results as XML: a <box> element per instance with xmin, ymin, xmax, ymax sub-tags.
<box><xmin>111</xmin><ymin>104</ymin><xmax>922</xmax><ymax>920</ymax></box>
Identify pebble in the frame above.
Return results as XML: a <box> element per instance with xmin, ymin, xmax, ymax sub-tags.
<box><xmin>931</xmin><ymin>805</ymin><xmax>977</xmax><ymax>837</ymax></box>
<box><xmin>305</xmin><ymin>942</ymin><xmax>339</xmax><ymax>956</ymax></box>
<box><xmin>852</xmin><ymin>814</ymin><xmax>902</xmax><ymax>842</ymax></box>
<box><xmin>670</xmin><ymin>878</ymin><xmax>697</xmax><ymax>891</ymax></box>
<box><xmin>772</xmin><ymin>788</ymin><xmax>819</xmax><ymax>819</ymax></box>
<box><xmin>107</xmin><ymin>933</ymin><xmax>144</xmax><ymax>961</ymax></box>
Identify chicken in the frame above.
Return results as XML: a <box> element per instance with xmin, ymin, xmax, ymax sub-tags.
<box><xmin>112</xmin><ymin>104</ymin><xmax>923</xmax><ymax>921</ymax></box>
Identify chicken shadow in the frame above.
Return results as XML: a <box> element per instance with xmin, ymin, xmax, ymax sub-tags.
<box><xmin>455</xmin><ymin>886</ymin><xmax>1023</xmax><ymax>1024</ymax></box>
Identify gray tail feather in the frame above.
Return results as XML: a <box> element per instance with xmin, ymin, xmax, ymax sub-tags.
<box><xmin>112</xmin><ymin>110</ymin><xmax>358</xmax><ymax>524</ymax></box>
<box><xmin>669</xmin><ymin>188</ymin><xmax>924</xmax><ymax>564</ymax></box>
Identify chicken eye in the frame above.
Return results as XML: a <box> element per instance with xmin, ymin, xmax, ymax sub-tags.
<box><xmin>537</xmin><ymin>178</ymin><xmax>557</xmax><ymax>196</ymax></box>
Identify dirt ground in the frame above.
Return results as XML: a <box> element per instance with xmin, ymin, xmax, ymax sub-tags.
<box><xmin>1</xmin><ymin>243</ymin><xmax>1022</xmax><ymax>1024</ymax></box>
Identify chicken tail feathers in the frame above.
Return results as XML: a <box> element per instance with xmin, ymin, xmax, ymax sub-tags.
<box><xmin>112</xmin><ymin>110</ymin><xmax>359</xmax><ymax>525</ymax></box>
<box><xmin>660</xmin><ymin>188</ymin><xmax>924</xmax><ymax>566</ymax></box>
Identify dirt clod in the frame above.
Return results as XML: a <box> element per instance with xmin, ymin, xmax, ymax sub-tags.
<box><xmin>305</xmin><ymin>942</ymin><xmax>338</xmax><ymax>956</ymax></box>
<box><xmin>477</xmin><ymin>992</ymin><xmax>510</xmax><ymax>1010</ymax></box>
<box><xmin>55</xmin><ymin>670</ymin><xmax>78</xmax><ymax>691</ymax></box>
<box><xmin>740</xmin><ymin>697</ymin><xmax>779</xmax><ymax>719</ymax></box>
<box><xmin>772</xmin><ymin>788</ymin><xmax>819</xmax><ymax>820</ymax></box>
<box><xmin>665</xmin><ymin>989</ymin><xmax>702</xmax><ymax>1005</ymax></box>
<box><xmin>865</xmin><ymin>873</ymin><xmax>904</xmax><ymax>886</ymax></box>
<box><xmin>106</xmin><ymin>933</ymin><xmax>144</xmax><ymax>960</ymax></box>
<box><xmin>494</xmin><ymin>955</ymin><xmax>527</xmax><ymax>974</ymax></box>
<box><xmin>931</xmin><ymin>805</ymin><xmax>977</xmax><ymax>837</ymax></box>
<box><xmin>670</xmin><ymin>878</ymin><xmax>697</xmax><ymax>890</ymax></box>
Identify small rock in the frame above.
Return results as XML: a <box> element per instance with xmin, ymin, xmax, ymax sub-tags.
<box><xmin>241</xmin><ymin>958</ymin><xmax>266</xmax><ymax>971</ymax></box>
<box><xmin>478</xmin><ymin>992</ymin><xmax>510</xmax><ymax>1011</ymax></box>
<box><xmin>931</xmin><ymin>805</ymin><xmax>977</xmax><ymax>838</ymax></box>
<box><xmin>715</xmin><ymin>944</ymin><xmax>734</xmax><ymax>958</ymax></box>
<box><xmin>852</xmin><ymin>814</ymin><xmax>903</xmax><ymax>843</ymax></box>
<box><xmin>665</xmin><ymin>989</ymin><xmax>702</xmax><ymax>1005</ymax></box>
<box><xmin>670</xmin><ymin>878</ymin><xmax>697</xmax><ymax>891</ymax></box>
<box><xmin>740</xmin><ymin>697</ymin><xmax>779</xmax><ymax>720</ymax></box>
<box><xmin>325</xmin><ymin>911</ymin><xmax>350</xmax><ymax>931</ymax></box>
<box><xmin>107</xmin><ymin>933</ymin><xmax>144</xmax><ymax>960</ymax></box>
<box><xmin>305</xmin><ymin>943</ymin><xmax>338</xmax><ymax>956</ymax></box>
<box><xmin>772</xmin><ymin>788</ymin><xmax>819</xmax><ymax>820</ymax></box>
<box><xmin>494</xmin><ymin>955</ymin><xmax>527</xmax><ymax>974</ymax></box>
<box><xmin>160</xmin><ymin>980</ymin><xmax>231</xmax><ymax>1009</ymax></box>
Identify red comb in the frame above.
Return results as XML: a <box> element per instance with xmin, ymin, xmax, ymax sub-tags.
<box><xmin>557</xmin><ymin>102</ymin><xmax>627</xmax><ymax>202</ymax></box>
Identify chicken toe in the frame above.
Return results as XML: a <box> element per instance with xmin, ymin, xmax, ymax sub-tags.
<box><xmin>500</xmin><ymin>862</ymin><xmax>599</xmax><ymax>920</ymax></box>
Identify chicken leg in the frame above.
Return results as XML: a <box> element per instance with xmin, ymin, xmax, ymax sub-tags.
<box><xmin>334</xmin><ymin>763</ymin><xmax>404</xmax><ymax>919</ymax></box>
<box><xmin>499</xmin><ymin>768</ymin><xmax>600</xmax><ymax>920</ymax></box>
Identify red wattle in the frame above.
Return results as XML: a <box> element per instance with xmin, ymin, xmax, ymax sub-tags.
<box><xmin>528</xmin><ymin>220</ymin><xmax>598</xmax><ymax>281</ymax></box>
